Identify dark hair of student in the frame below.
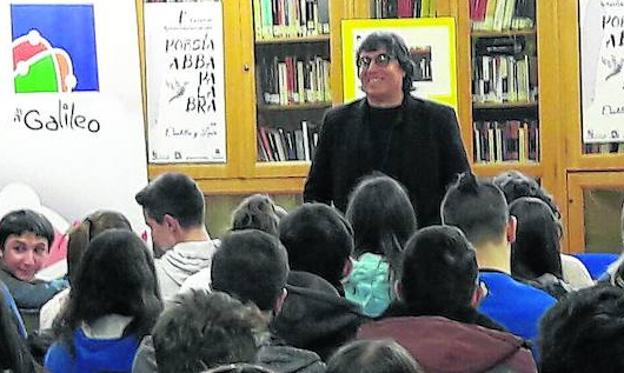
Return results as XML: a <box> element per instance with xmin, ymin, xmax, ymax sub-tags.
<box><xmin>153</xmin><ymin>291</ymin><xmax>267</xmax><ymax>373</ymax></box>
<box><xmin>441</xmin><ymin>172</ymin><xmax>509</xmax><ymax>247</ymax></box>
<box><xmin>55</xmin><ymin>229</ymin><xmax>162</xmax><ymax>353</ymax></box>
<box><xmin>0</xmin><ymin>290</ymin><xmax>36</xmax><ymax>373</ymax></box>
<box><xmin>346</xmin><ymin>173</ymin><xmax>417</xmax><ymax>275</ymax></box>
<box><xmin>326</xmin><ymin>339</ymin><xmax>425</xmax><ymax>373</ymax></box>
<box><xmin>540</xmin><ymin>285</ymin><xmax>624</xmax><ymax>373</ymax></box>
<box><xmin>231</xmin><ymin>194</ymin><xmax>280</xmax><ymax>237</ymax></box>
<box><xmin>356</xmin><ymin>32</ymin><xmax>416</xmax><ymax>93</ymax></box>
<box><xmin>493</xmin><ymin>170</ymin><xmax>561</xmax><ymax>220</ymax></box>
<box><xmin>0</xmin><ymin>209</ymin><xmax>54</xmax><ymax>250</ymax></box>
<box><xmin>399</xmin><ymin>225</ymin><xmax>478</xmax><ymax>319</ymax></box>
<box><xmin>510</xmin><ymin>197</ymin><xmax>563</xmax><ymax>280</ymax></box>
<box><xmin>66</xmin><ymin>210</ymin><xmax>132</xmax><ymax>283</ymax></box>
<box><xmin>135</xmin><ymin>172</ymin><xmax>205</xmax><ymax>228</ymax></box>
<box><xmin>279</xmin><ymin>203</ymin><xmax>353</xmax><ymax>290</ymax></box>
<box><xmin>211</xmin><ymin>229</ymin><xmax>289</xmax><ymax>312</ymax></box>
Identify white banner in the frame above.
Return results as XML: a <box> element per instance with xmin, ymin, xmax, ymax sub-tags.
<box><xmin>0</xmin><ymin>0</ymin><xmax>148</xmax><ymax>230</ymax></box>
<box><xmin>579</xmin><ymin>0</ymin><xmax>624</xmax><ymax>143</ymax></box>
<box><xmin>145</xmin><ymin>1</ymin><xmax>227</xmax><ymax>163</ymax></box>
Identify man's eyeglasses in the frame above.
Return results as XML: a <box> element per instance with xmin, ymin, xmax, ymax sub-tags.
<box><xmin>357</xmin><ymin>53</ymin><xmax>395</xmax><ymax>70</ymax></box>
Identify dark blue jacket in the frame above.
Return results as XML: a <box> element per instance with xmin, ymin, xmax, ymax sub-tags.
<box><xmin>44</xmin><ymin>329</ymin><xmax>139</xmax><ymax>373</ymax></box>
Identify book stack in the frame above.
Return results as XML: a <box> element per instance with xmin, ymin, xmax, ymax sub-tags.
<box><xmin>253</xmin><ymin>0</ymin><xmax>330</xmax><ymax>40</ymax></box>
<box><xmin>371</xmin><ymin>0</ymin><xmax>437</xmax><ymax>18</ymax></box>
<box><xmin>259</xmin><ymin>55</ymin><xmax>331</xmax><ymax>106</ymax></box>
<box><xmin>472</xmin><ymin>48</ymin><xmax>537</xmax><ymax>104</ymax></box>
<box><xmin>470</xmin><ymin>0</ymin><xmax>535</xmax><ymax>32</ymax></box>
<box><xmin>473</xmin><ymin>119</ymin><xmax>539</xmax><ymax>163</ymax></box>
<box><xmin>584</xmin><ymin>143</ymin><xmax>624</xmax><ymax>154</ymax></box>
<box><xmin>257</xmin><ymin>121</ymin><xmax>320</xmax><ymax>162</ymax></box>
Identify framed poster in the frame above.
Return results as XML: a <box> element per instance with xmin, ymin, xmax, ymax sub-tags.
<box><xmin>579</xmin><ymin>0</ymin><xmax>624</xmax><ymax>143</ymax></box>
<box><xmin>144</xmin><ymin>0</ymin><xmax>227</xmax><ymax>163</ymax></box>
<box><xmin>342</xmin><ymin>17</ymin><xmax>458</xmax><ymax>110</ymax></box>
<box><xmin>0</xmin><ymin>0</ymin><xmax>148</xmax><ymax>230</ymax></box>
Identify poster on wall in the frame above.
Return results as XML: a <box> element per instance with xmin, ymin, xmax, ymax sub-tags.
<box><xmin>342</xmin><ymin>18</ymin><xmax>458</xmax><ymax>110</ymax></box>
<box><xmin>579</xmin><ymin>0</ymin><xmax>624</xmax><ymax>143</ymax></box>
<box><xmin>145</xmin><ymin>0</ymin><xmax>226</xmax><ymax>164</ymax></box>
<box><xmin>0</xmin><ymin>0</ymin><xmax>148</xmax><ymax>232</ymax></box>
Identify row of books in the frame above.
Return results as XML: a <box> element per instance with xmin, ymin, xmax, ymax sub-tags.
<box><xmin>472</xmin><ymin>54</ymin><xmax>537</xmax><ymax>104</ymax></box>
<box><xmin>473</xmin><ymin>120</ymin><xmax>539</xmax><ymax>163</ymax></box>
<box><xmin>253</xmin><ymin>0</ymin><xmax>330</xmax><ymax>40</ymax></box>
<box><xmin>259</xmin><ymin>55</ymin><xmax>331</xmax><ymax>106</ymax></box>
<box><xmin>585</xmin><ymin>143</ymin><xmax>624</xmax><ymax>154</ymax></box>
<box><xmin>470</xmin><ymin>0</ymin><xmax>535</xmax><ymax>32</ymax></box>
<box><xmin>371</xmin><ymin>0</ymin><xmax>437</xmax><ymax>18</ymax></box>
<box><xmin>257</xmin><ymin>121</ymin><xmax>319</xmax><ymax>162</ymax></box>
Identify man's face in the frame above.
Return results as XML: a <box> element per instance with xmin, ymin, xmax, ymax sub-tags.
<box><xmin>358</xmin><ymin>48</ymin><xmax>406</xmax><ymax>102</ymax></box>
<box><xmin>145</xmin><ymin>215</ymin><xmax>176</xmax><ymax>252</ymax></box>
<box><xmin>1</xmin><ymin>233</ymin><xmax>49</xmax><ymax>282</ymax></box>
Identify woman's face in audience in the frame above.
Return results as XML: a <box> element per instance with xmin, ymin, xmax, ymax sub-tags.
<box><xmin>1</xmin><ymin>233</ymin><xmax>49</xmax><ymax>282</ymax></box>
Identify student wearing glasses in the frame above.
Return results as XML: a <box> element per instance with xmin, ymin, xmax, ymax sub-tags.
<box><xmin>304</xmin><ymin>32</ymin><xmax>470</xmax><ymax>228</ymax></box>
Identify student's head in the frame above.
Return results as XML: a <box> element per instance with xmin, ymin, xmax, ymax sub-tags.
<box><xmin>279</xmin><ymin>203</ymin><xmax>353</xmax><ymax>290</ymax></box>
<box><xmin>135</xmin><ymin>172</ymin><xmax>205</xmax><ymax>250</ymax></box>
<box><xmin>326</xmin><ymin>339</ymin><xmax>425</xmax><ymax>373</ymax></box>
<box><xmin>59</xmin><ymin>229</ymin><xmax>162</xmax><ymax>340</ymax></box>
<box><xmin>0</xmin><ymin>290</ymin><xmax>35</xmax><ymax>373</ymax></box>
<box><xmin>0</xmin><ymin>209</ymin><xmax>54</xmax><ymax>282</ymax></box>
<box><xmin>540</xmin><ymin>286</ymin><xmax>624</xmax><ymax>373</ymax></box>
<box><xmin>231</xmin><ymin>194</ymin><xmax>280</xmax><ymax>237</ymax></box>
<box><xmin>153</xmin><ymin>290</ymin><xmax>267</xmax><ymax>373</ymax></box>
<box><xmin>510</xmin><ymin>197</ymin><xmax>563</xmax><ymax>280</ymax></box>
<box><xmin>346</xmin><ymin>173</ymin><xmax>417</xmax><ymax>273</ymax></box>
<box><xmin>211</xmin><ymin>229</ymin><xmax>289</xmax><ymax>313</ymax></box>
<box><xmin>441</xmin><ymin>173</ymin><xmax>513</xmax><ymax>248</ymax></box>
<box><xmin>66</xmin><ymin>210</ymin><xmax>132</xmax><ymax>283</ymax></box>
<box><xmin>398</xmin><ymin>225</ymin><xmax>479</xmax><ymax>317</ymax></box>
<box><xmin>356</xmin><ymin>32</ymin><xmax>415</xmax><ymax>97</ymax></box>
<box><xmin>493</xmin><ymin>170</ymin><xmax>561</xmax><ymax>220</ymax></box>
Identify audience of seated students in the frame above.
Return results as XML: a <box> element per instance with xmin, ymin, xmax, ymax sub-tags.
<box><xmin>39</xmin><ymin>210</ymin><xmax>132</xmax><ymax>330</ymax></box>
<box><xmin>0</xmin><ymin>209</ymin><xmax>68</xmax><ymax>309</ymax></box>
<box><xmin>279</xmin><ymin>203</ymin><xmax>354</xmax><ymax>296</ymax></box>
<box><xmin>133</xmin><ymin>229</ymin><xmax>325</xmax><ymax>373</ymax></box>
<box><xmin>441</xmin><ymin>173</ymin><xmax>556</xmax><ymax>354</ymax></box>
<box><xmin>357</xmin><ymin>225</ymin><xmax>537</xmax><ymax>372</ymax></box>
<box><xmin>1</xmin><ymin>289</ymin><xmax>40</xmax><ymax>373</ymax></box>
<box><xmin>135</xmin><ymin>172</ymin><xmax>217</xmax><ymax>304</ymax></box>
<box><xmin>152</xmin><ymin>290</ymin><xmax>268</xmax><ymax>373</ymax></box>
<box><xmin>539</xmin><ymin>285</ymin><xmax>624</xmax><ymax>373</ymax></box>
<box><xmin>342</xmin><ymin>173</ymin><xmax>417</xmax><ymax>317</ymax></box>
<box><xmin>509</xmin><ymin>197</ymin><xmax>572</xmax><ymax>298</ymax></box>
<box><xmin>44</xmin><ymin>229</ymin><xmax>162</xmax><ymax>373</ymax></box>
<box><xmin>493</xmin><ymin>170</ymin><xmax>594</xmax><ymax>288</ymax></box>
<box><xmin>326</xmin><ymin>339</ymin><xmax>425</xmax><ymax>373</ymax></box>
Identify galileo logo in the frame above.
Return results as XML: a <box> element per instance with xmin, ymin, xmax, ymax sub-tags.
<box><xmin>11</xmin><ymin>4</ymin><xmax>99</xmax><ymax>93</ymax></box>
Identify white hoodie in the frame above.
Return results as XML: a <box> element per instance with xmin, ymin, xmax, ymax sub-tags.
<box><xmin>154</xmin><ymin>240</ymin><xmax>218</xmax><ymax>304</ymax></box>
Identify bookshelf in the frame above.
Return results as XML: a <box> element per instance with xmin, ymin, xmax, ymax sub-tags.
<box><xmin>454</xmin><ymin>0</ymin><xmax>566</xmax><ymax>248</ymax></box>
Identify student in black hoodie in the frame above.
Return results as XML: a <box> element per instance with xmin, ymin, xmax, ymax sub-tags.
<box><xmin>272</xmin><ymin>271</ymin><xmax>367</xmax><ymax>361</ymax></box>
<box><xmin>279</xmin><ymin>203</ymin><xmax>354</xmax><ymax>296</ymax></box>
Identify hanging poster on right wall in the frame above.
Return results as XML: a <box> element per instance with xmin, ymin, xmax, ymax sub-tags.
<box><xmin>579</xmin><ymin>0</ymin><xmax>624</xmax><ymax>143</ymax></box>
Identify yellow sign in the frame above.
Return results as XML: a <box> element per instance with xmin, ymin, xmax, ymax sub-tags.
<box><xmin>342</xmin><ymin>17</ymin><xmax>458</xmax><ymax>110</ymax></box>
